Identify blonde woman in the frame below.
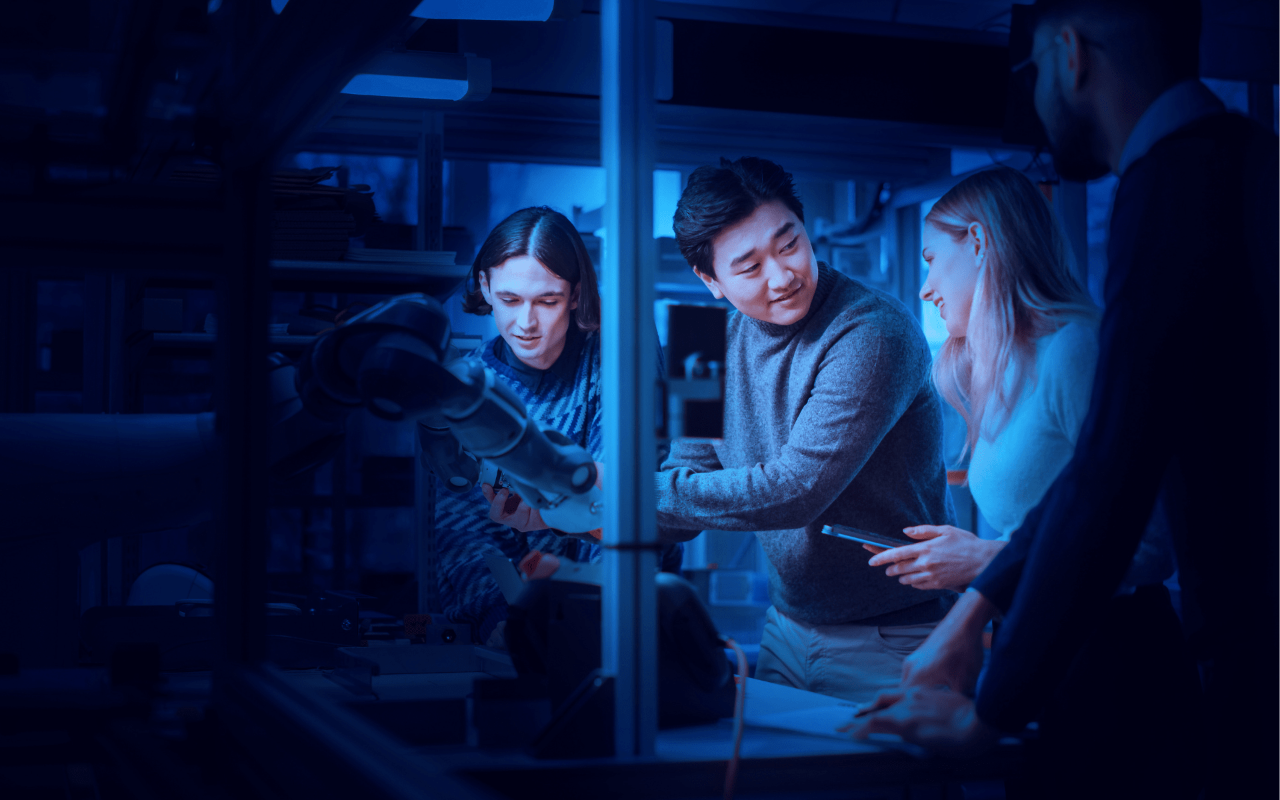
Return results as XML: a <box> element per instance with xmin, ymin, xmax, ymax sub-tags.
<box><xmin>866</xmin><ymin>166</ymin><xmax>1170</xmax><ymax>593</ymax></box>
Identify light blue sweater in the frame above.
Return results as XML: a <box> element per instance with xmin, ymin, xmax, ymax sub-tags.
<box><xmin>969</xmin><ymin>319</ymin><xmax>1174</xmax><ymax>588</ymax></box>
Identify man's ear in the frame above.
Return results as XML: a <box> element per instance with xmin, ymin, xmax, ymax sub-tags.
<box><xmin>1059</xmin><ymin>25</ymin><xmax>1088</xmax><ymax>92</ymax></box>
<box><xmin>569</xmin><ymin>283</ymin><xmax>580</xmax><ymax>311</ymax></box>
<box><xmin>692</xmin><ymin>266</ymin><xmax>724</xmax><ymax>300</ymax></box>
<box><xmin>479</xmin><ymin>271</ymin><xmax>492</xmax><ymax>305</ymax></box>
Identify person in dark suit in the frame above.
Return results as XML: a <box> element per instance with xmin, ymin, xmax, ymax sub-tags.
<box><xmin>847</xmin><ymin>1</ymin><xmax>1279</xmax><ymax>798</ymax></box>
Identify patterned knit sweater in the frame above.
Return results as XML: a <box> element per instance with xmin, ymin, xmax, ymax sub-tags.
<box><xmin>434</xmin><ymin>327</ymin><xmax>605</xmax><ymax>643</ymax></box>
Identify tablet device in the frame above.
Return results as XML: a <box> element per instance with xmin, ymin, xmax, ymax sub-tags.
<box><xmin>820</xmin><ymin>523</ymin><xmax>914</xmax><ymax>549</ymax></box>
<box><xmin>484</xmin><ymin>553</ymin><xmax>527</xmax><ymax>604</ymax></box>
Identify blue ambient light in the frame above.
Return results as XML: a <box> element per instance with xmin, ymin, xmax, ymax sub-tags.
<box><xmin>410</xmin><ymin>0</ymin><xmax>557</xmax><ymax>21</ymax></box>
<box><xmin>341</xmin><ymin>74</ymin><xmax>470</xmax><ymax>101</ymax></box>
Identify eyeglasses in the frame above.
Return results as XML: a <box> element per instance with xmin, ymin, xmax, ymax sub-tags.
<box><xmin>1011</xmin><ymin>48</ymin><xmax>1049</xmax><ymax>77</ymax></box>
<box><xmin>1011</xmin><ymin>34</ymin><xmax>1102</xmax><ymax>89</ymax></box>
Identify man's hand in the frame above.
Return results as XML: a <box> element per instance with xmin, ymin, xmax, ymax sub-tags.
<box><xmin>903</xmin><ymin>588</ymin><xmax>996</xmax><ymax>694</ymax></box>
<box><xmin>862</xmin><ymin>525</ymin><xmax>1004</xmax><ymax>592</ymax></box>
<box><xmin>840</xmin><ymin>687</ymin><xmax>999</xmax><ymax>758</ymax></box>
<box><xmin>481</xmin><ymin>483</ymin><xmax>548</xmax><ymax>532</ymax></box>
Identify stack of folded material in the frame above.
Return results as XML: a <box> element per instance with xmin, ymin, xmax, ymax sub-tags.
<box><xmin>271</xmin><ymin>167</ymin><xmax>370</xmax><ymax>262</ymax></box>
<box><xmin>272</xmin><ymin>209</ymin><xmax>356</xmax><ymax>261</ymax></box>
<box><xmin>159</xmin><ymin>161</ymin><xmax>377</xmax><ymax>262</ymax></box>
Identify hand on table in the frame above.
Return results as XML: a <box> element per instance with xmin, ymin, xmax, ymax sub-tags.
<box><xmin>863</xmin><ymin>525</ymin><xmax>1004</xmax><ymax>592</ymax></box>
<box><xmin>481</xmin><ymin>483</ymin><xmax>548</xmax><ymax>532</ymax></box>
<box><xmin>840</xmin><ymin>686</ymin><xmax>999</xmax><ymax>757</ymax></box>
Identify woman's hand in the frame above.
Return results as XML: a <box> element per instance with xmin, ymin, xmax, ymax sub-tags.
<box><xmin>862</xmin><ymin>525</ymin><xmax>1004</xmax><ymax>592</ymax></box>
<box><xmin>481</xmin><ymin>483</ymin><xmax>548</xmax><ymax>532</ymax></box>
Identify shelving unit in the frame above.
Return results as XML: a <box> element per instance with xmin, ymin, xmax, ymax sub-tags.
<box><xmin>129</xmin><ymin>257</ymin><xmax>470</xmax><ymax>608</ymax></box>
<box><xmin>15</xmin><ymin>248</ymin><xmax>471</xmax><ymax>632</ymax></box>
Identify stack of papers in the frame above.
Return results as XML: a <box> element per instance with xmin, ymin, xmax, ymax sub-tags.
<box><xmin>741</xmin><ymin>678</ymin><xmax>926</xmax><ymax>755</ymax></box>
<box><xmin>272</xmin><ymin>168</ymin><xmax>362</xmax><ymax>261</ymax></box>
<box><xmin>273</xmin><ymin>209</ymin><xmax>356</xmax><ymax>261</ymax></box>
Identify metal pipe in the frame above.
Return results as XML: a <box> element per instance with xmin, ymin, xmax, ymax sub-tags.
<box><xmin>600</xmin><ymin>0</ymin><xmax>659</xmax><ymax>758</ymax></box>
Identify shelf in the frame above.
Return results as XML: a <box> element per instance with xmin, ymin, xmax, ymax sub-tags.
<box><xmin>270</xmin><ymin>258</ymin><xmax>469</xmax><ymax>298</ymax></box>
<box><xmin>151</xmin><ymin>333</ymin><xmax>317</xmax><ymax>349</ymax></box>
<box><xmin>149</xmin><ymin>332</ymin><xmax>479</xmax><ymax>351</ymax></box>
<box><xmin>134</xmin><ymin>259</ymin><xmax>470</xmax><ymax>299</ymax></box>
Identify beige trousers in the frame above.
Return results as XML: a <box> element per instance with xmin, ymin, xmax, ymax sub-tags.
<box><xmin>754</xmin><ymin>605</ymin><xmax>938</xmax><ymax>706</ymax></box>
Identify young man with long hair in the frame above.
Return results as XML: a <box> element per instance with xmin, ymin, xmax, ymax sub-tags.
<box><xmin>435</xmin><ymin>206</ymin><xmax>677</xmax><ymax>646</ymax></box>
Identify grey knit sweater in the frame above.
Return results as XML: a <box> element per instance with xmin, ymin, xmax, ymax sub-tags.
<box><xmin>656</xmin><ymin>264</ymin><xmax>956</xmax><ymax>625</ymax></box>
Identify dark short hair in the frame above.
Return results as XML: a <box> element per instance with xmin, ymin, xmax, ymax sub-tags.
<box><xmin>462</xmin><ymin>206</ymin><xmax>601</xmax><ymax>332</ymax></box>
<box><xmin>1032</xmin><ymin>0</ymin><xmax>1201</xmax><ymax>85</ymax></box>
<box><xmin>672</xmin><ymin>157</ymin><xmax>805</xmax><ymax>278</ymax></box>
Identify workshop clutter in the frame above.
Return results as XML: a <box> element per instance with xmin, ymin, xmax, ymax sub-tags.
<box><xmin>160</xmin><ymin>161</ymin><xmax>377</xmax><ymax>261</ymax></box>
<box><xmin>270</xmin><ymin>166</ymin><xmax>376</xmax><ymax>261</ymax></box>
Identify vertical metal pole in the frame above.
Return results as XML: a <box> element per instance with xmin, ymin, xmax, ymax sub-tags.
<box><xmin>601</xmin><ymin>0</ymin><xmax>659</xmax><ymax>758</ymax></box>
<box><xmin>83</xmin><ymin>275</ymin><xmax>108</xmax><ymax>414</ymax></box>
<box><xmin>414</xmin><ymin>437</ymin><xmax>439</xmax><ymax>615</ymax></box>
<box><xmin>0</xmin><ymin>270</ymin><xmax>35</xmax><ymax>413</ymax></box>
<box><xmin>416</xmin><ymin>111</ymin><xmax>445</xmax><ymax>252</ymax></box>
<box><xmin>106</xmin><ymin>273</ymin><xmax>126</xmax><ymax>413</ymax></box>
<box><xmin>107</xmin><ymin>272</ymin><xmax>140</xmax><ymax>599</ymax></box>
<box><xmin>333</xmin><ymin>439</ymin><xmax>348</xmax><ymax>589</ymax></box>
<box><xmin>214</xmin><ymin>164</ymin><xmax>272</xmax><ymax>668</ymax></box>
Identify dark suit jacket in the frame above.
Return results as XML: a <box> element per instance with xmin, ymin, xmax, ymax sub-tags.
<box><xmin>970</xmin><ymin>113</ymin><xmax>1279</xmax><ymax>737</ymax></box>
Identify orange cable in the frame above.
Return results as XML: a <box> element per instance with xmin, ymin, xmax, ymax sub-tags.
<box><xmin>721</xmin><ymin>640</ymin><xmax>747</xmax><ymax>800</ymax></box>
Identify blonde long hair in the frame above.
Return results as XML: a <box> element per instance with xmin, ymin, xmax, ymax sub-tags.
<box><xmin>927</xmin><ymin>166</ymin><xmax>1097</xmax><ymax>455</ymax></box>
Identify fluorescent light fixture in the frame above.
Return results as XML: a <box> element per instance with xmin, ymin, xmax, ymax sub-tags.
<box><xmin>341</xmin><ymin>52</ymin><xmax>491</xmax><ymax>102</ymax></box>
<box><xmin>343</xmin><ymin>74</ymin><xmax>469</xmax><ymax>101</ymax></box>
<box><xmin>410</xmin><ymin>0</ymin><xmax>581</xmax><ymax>21</ymax></box>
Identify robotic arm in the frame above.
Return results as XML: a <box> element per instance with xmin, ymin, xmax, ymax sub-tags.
<box><xmin>291</xmin><ymin>294</ymin><xmax>604</xmax><ymax>534</ymax></box>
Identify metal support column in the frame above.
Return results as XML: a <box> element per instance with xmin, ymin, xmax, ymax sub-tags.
<box><xmin>600</xmin><ymin>0</ymin><xmax>659</xmax><ymax>758</ymax></box>
<box><xmin>214</xmin><ymin>164</ymin><xmax>273</xmax><ymax>668</ymax></box>
<box><xmin>414</xmin><ymin>110</ymin><xmax>445</xmax><ymax>610</ymax></box>
<box><xmin>82</xmin><ymin>273</ymin><xmax>126</xmax><ymax>415</ymax></box>
<box><xmin>0</xmin><ymin>270</ymin><xmax>34</xmax><ymax>413</ymax></box>
<box><xmin>414</xmin><ymin>439</ymin><xmax>439</xmax><ymax>615</ymax></box>
<box><xmin>416</xmin><ymin>111</ymin><xmax>445</xmax><ymax>251</ymax></box>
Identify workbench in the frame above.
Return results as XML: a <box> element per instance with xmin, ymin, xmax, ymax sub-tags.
<box><xmin>246</xmin><ymin>644</ymin><xmax>1024</xmax><ymax>799</ymax></box>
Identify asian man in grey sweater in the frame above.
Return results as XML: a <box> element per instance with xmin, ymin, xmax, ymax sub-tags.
<box><xmin>657</xmin><ymin>157</ymin><xmax>956</xmax><ymax>705</ymax></box>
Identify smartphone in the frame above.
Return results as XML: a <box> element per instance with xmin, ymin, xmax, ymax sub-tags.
<box><xmin>820</xmin><ymin>523</ymin><xmax>914</xmax><ymax>549</ymax></box>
